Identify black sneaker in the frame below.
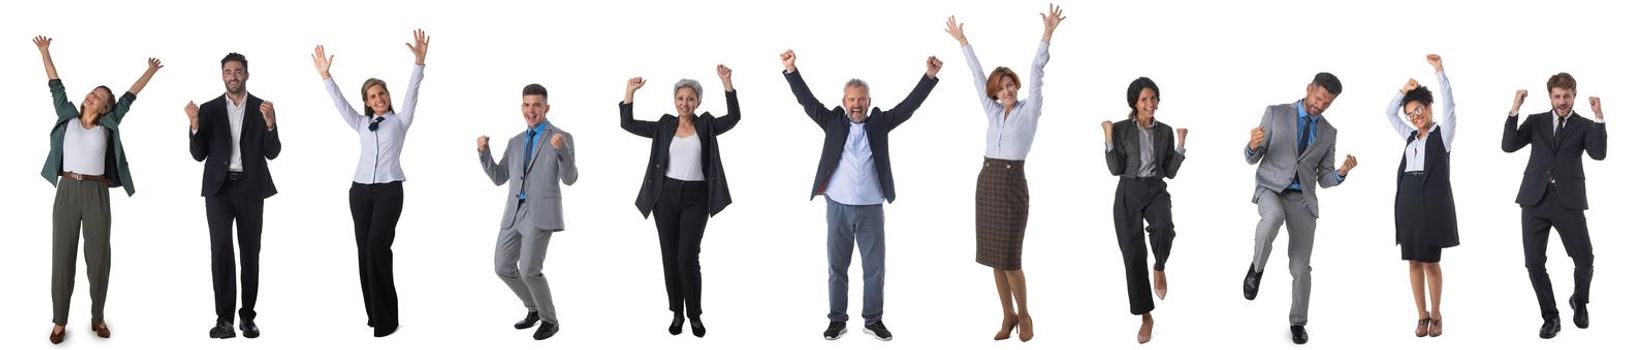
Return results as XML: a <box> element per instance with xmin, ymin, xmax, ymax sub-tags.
<box><xmin>864</xmin><ymin>321</ymin><xmax>893</xmax><ymax>341</ymax></box>
<box><xmin>823</xmin><ymin>321</ymin><xmax>847</xmax><ymax>340</ymax></box>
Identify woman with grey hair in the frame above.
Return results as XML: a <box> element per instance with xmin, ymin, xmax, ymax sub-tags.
<box><xmin>619</xmin><ymin>65</ymin><xmax>741</xmax><ymax>338</ymax></box>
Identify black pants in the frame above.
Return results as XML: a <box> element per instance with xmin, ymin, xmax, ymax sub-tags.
<box><xmin>654</xmin><ymin>178</ymin><xmax>709</xmax><ymax>317</ymax></box>
<box><xmin>1112</xmin><ymin>177</ymin><xmax>1175</xmax><ymax>315</ymax></box>
<box><xmin>207</xmin><ymin>173</ymin><xmax>264</xmax><ymax>323</ymax></box>
<box><xmin>350</xmin><ymin>182</ymin><xmax>403</xmax><ymax>329</ymax></box>
<box><xmin>1522</xmin><ymin>185</ymin><xmax>1593</xmax><ymax>320</ymax></box>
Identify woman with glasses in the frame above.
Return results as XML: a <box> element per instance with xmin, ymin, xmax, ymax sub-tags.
<box><xmin>1386</xmin><ymin>54</ymin><xmax>1459</xmax><ymax>338</ymax></box>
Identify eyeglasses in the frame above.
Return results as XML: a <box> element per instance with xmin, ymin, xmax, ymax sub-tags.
<box><xmin>368</xmin><ymin>116</ymin><xmax>385</xmax><ymax>132</ymax></box>
<box><xmin>1405</xmin><ymin>107</ymin><xmax>1425</xmax><ymax>118</ymax></box>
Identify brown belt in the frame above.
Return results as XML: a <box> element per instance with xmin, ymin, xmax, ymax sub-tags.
<box><xmin>61</xmin><ymin>171</ymin><xmax>109</xmax><ymax>183</ymax></box>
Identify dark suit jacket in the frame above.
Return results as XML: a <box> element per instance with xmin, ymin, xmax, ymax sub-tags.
<box><xmin>1501</xmin><ymin>111</ymin><xmax>1607</xmax><ymax>209</ymax></box>
<box><xmin>189</xmin><ymin>94</ymin><xmax>281</xmax><ymax>199</ymax></box>
<box><xmin>621</xmin><ymin>90</ymin><xmax>740</xmax><ymax>218</ymax></box>
<box><xmin>783</xmin><ymin>69</ymin><xmax>938</xmax><ymax>203</ymax></box>
<box><xmin>1104</xmin><ymin>119</ymin><xmax>1185</xmax><ymax>179</ymax></box>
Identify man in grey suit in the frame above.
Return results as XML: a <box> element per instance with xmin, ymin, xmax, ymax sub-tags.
<box><xmin>1239</xmin><ymin>73</ymin><xmax>1358</xmax><ymax>345</ymax></box>
<box><xmin>477</xmin><ymin>83</ymin><xmax>577</xmax><ymax>341</ymax></box>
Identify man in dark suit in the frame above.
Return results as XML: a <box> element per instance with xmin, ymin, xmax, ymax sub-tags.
<box><xmin>186</xmin><ymin>52</ymin><xmax>281</xmax><ymax>340</ymax></box>
<box><xmin>1501</xmin><ymin>72</ymin><xmax>1607</xmax><ymax>339</ymax></box>
<box><xmin>779</xmin><ymin>49</ymin><xmax>940</xmax><ymax>342</ymax></box>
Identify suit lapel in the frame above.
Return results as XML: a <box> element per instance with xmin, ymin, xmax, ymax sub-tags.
<box><xmin>525</xmin><ymin>126</ymin><xmax>551</xmax><ymax>173</ymax></box>
<box><xmin>239</xmin><ymin>96</ymin><xmax>259</xmax><ymax>158</ymax></box>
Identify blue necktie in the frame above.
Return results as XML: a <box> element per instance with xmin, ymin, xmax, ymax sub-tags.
<box><xmin>1297</xmin><ymin>116</ymin><xmax>1310</xmax><ymax>154</ymax></box>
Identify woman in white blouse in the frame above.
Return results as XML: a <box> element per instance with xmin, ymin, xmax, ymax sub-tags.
<box><xmin>945</xmin><ymin>4</ymin><xmax>1063</xmax><ymax>342</ymax></box>
<box><xmin>1386</xmin><ymin>54</ymin><xmax>1459</xmax><ymax>338</ymax></box>
<box><xmin>311</xmin><ymin>29</ymin><xmax>429</xmax><ymax>338</ymax></box>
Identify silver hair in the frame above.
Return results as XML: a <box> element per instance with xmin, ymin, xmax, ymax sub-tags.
<box><xmin>673</xmin><ymin>79</ymin><xmax>703</xmax><ymax>100</ymax></box>
<box><xmin>843</xmin><ymin>79</ymin><xmax>870</xmax><ymax>94</ymax></box>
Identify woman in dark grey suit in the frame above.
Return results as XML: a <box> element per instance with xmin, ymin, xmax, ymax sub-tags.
<box><xmin>618</xmin><ymin>65</ymin><xmax>740</xmax><ymax>338</ymax></box>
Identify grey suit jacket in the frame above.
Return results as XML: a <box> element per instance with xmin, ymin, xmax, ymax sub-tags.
<box><xmin>480</xmin><ymin>124</ymin><xmax>578</xmax><ymax>231</ymax></box>
<box><xmin>1242</xmin><ymin>102</ymin><xmax>1343</xmax><ymax>217</ymax></box>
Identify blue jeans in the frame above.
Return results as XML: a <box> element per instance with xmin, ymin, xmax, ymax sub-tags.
<box><xmin>826</xmin><ymin>198</ymin><xmax>885</xmax><ymax>324</ymax></box>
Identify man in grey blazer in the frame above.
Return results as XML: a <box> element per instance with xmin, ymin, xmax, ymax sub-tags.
<box><xmin>477</xmin><ymin>83</ymin><xmax>577</xmax><ymax>340</ymax></box>
<box><xmin>1238</xmin><ymin>73</ymin><xmax>1357</xmax><ymax>345</ymax></box>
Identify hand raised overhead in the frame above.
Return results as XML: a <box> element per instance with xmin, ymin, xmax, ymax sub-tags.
<box><xmin>780</xmin><ymin>49</ymin><xmax>797</xmax><ymax>73</ymax></box>
<box><xmin>925</xmin><ymin>56</ymin><xmax>943</xmax><ymax>78</ymax></box>
<box><xmin>717</xmin><ymin>64</ymin><xmax>734</xmax><ymax>91</ymax></box>
<box><xmin>1509</xmin><ymin>89</ymin><xmax>1528</xmax><ymax>116</ymax></box>
<box><xmin>1041</xmin><ymin>3</ymin><xmax>1067</xmax><ymax>42</ymax></box>
<box><xmin>1426</xmin><ymin>54</ymin><xmax>1443</xmax><ymax>73</ymax></box>
<box><xmin>311</xmin><ymin>45</ymin><xmax>335</xmax><ymax>79</ymax></box>
<box><xmin>945</xmin><ymin>16</ymin><xmax>968</xmax><ymax>46</ymax></box>
<box><xmin>406</xmin><ymin>29</ymin><xmax>430</xmax><ymax>65</ymax></box>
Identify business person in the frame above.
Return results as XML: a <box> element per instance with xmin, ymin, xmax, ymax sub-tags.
<box><xmin>781</xmin><ymin>48</ymin><xmax>941</xmax><ymax>342</ymax></box>
<box><xmin>619</xmin><ymin>65</ymin><xmax>740</xmax><ymax>338</ymax></box>
<box><xmin>1239</xmin><ymin>72</ymin><xmax>1357</xmax><ymax>345</ymax></box>
<box><xmin>1502</xmin><ymin>72</ymin><xmax>1607</xmax><ymax>339</ymax></box>
<box><xmin>1102</xmin><ymin>77</ymin><xmax>1186</xmax><ymax>344</ymax></box>
<box><xmin>312</xmin><ymin>29</ymin><xmax>429</xmax><ymax>338</ymax></box>
<box><xmin>478</xmin><ymin>83</ymin><xmax>577</xmax><ymax>340</ymax></box>
<box><xmin>33</xmin><ymin>35</ymin><xmax>161</xmax><ymax>344</ymax></box>
<box><xmin>944</xmin><ymin>4</ymin><xmax>1063</xmax><ymax>342</ymax></box>
<box><xmin>186</xmin><ymin>53</ymin><xmax>282</xmax><ymax>340</ymax></box>
<box><xmin>1385</xmin><ymin>54</ymin><xmax>1459</xmax><ymax>338</ymax></box>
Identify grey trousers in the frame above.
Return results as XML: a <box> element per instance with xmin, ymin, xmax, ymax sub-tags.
<box><xmin>1251</xmin><ymin>189</ymin><xmax>1317</xmax><ymax>326</ymax></box>
<box><xmin>51</xmin><ymin>178</ymin><xmax>112</xmax><ymax>325</ymax></box>
<box><xmin>495</xmin><ymin>205</ymin><xmax>557</xmax><ymax>324</ymax></box>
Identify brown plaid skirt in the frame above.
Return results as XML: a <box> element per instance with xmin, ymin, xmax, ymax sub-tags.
<box><xmin>976</xmin><ymin>157</ymin><xmax>1030</xmax><ymax>270</ymax></box>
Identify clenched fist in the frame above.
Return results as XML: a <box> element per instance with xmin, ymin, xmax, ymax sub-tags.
<box><xmin>185</xmin><ymin>101</ymin><xmax>200</xmax><ymax>131</ymax></box>
<box><xmin>1509</xmin><ymin>89</ymin><xmax>1528</xmax><ymax>116</ymax></box>
<box><xmin>260</xmin><ymin>101</ymin><xmax>276</xmax><ymax>129</ymax></box>
<box><xmin>477</xmin><ymin>135</ymin><xmax>490</xmax><ymax>152</ymax></box>
<box><xmin>1249</xmin><ymin>127</ymin><xmax>1267</xmax><ymax>151</ymax></box>
<box><xmin>550</xmin><ymin>132</ymin><xmax>566</xmax><ymax>150</ymax></box>
<box><xmin>1338</xmin><ymin>155</ymin><xmax>1358</xmax><ymax>176</ymax></box>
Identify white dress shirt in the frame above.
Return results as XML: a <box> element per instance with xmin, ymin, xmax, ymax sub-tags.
<box><xmin>225</xmin><ymin>94</ymin><xmax>247</xmax><ymax>172</ymax></box>
<box><xmin>1386</xmin><ymin>71</ymin><xmax>1456</xmax><ymax>172</ymax></box>
<box><xmin>965</xmin><ymin>41</ymin><xmax>1049</xmax><ymax>161</ymax></box>
<box><xmin>324</xmin><ymin>65</ymin><xmax>424</xmax><ymax>184</ymax></box>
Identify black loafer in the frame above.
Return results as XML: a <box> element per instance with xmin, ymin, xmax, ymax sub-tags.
<box><xmin>240</xmin><ymin>318</ymin><xmax>260</xmax><ymax>338</ymax></box>
<box><xmin>515</xmin><ymin>311</ymin><xmax>540</xmax><ymax>330</ymax></box>
<box><xmin>210</xmin><ymin>321</ymin><xmax>236</xmax><ymax>339</ymax></box>
<box><xmin>1539</xmin><ymin>317</ymin><xmax>1561</xmax><ymax>339</ymax></box>
<box><xmin>533</xmin><ymin>322</ymin><xmax>559</xmax><ymax>340</ymax></box>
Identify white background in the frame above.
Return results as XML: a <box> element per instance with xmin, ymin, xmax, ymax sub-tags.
<box><xmin>1</xmin><ymin>0</ymin><xmax>1647</xmax><ymax>349</ymax></box>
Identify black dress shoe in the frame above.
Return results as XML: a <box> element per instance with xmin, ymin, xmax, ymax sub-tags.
<box><xmin>689</xmin><ymin>317</ymin><xmax>706</xmax><ymax>338</ymax></box>
<box><xmin>515</xmin><ymin>311</ymin><xmax>540</xmax><ymax>330</ymax></box>
<box><xmin>209</xmin><ymin>321</ymin><xmax>236</xmax><ymax>339</ymax></box>
<box><xmin>373</xmin><ymin>324</ymin><xmax>398</xmax><ymax>338</ymax></box>
<box><xmin>1539</xmin><ymin>317</ymin><xmax>1561</xmax><ymax>339</ymax></box>
<box><xmin>1570</xmin><ymin>297</ymin><xmax>1590</xmax><ymax>329</ymax></box>
<box><xmin>823</xmin><ymin>321</ymin><xmax>847</xmax><ymax>340</ymax></box>
<box><xmin>1243</xmin><ymin>266</ymin><xmax>1264</xmax><ymax>301</ymax></box>
<box><xmin>240</xmin><ymin>318</ymin><xmax>260</xmax><ymax>339</ymax></box>
<box><xmin>1290</xmin><ymin>325</ymin><xmax>1309</xmax><ymax>344</ymax></box>
<box><xmin>668</xmin><ymin>312</ymin><xmax>684</xmax><ymax>335</ymax></box>
<box><xmin>533</xmin><ymin>322</ymin><xmax>559</xmax><ymax>340</ymax></box>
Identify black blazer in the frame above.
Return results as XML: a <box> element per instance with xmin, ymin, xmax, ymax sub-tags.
<box><xmin>621</xmin><ymin>90</ymin><xmax>740</xmax><ymax>218</ymax></box>
<box><xmin>189</xmin><ymin>94</ymin><xmax>281</xmax><ymax>198</ymax></box>
<box><xmin>1395</xmin><ymin>129</ymin><xmax>1459</xmax><ymax>247</ymax></box>
<box><xmin>1501</xmin><ymin>111</ymin><xmax>1607</xmax><ymax>209</ymax></box>
<box><xmin>1104</xmin><ymin>119</ymin><xmax>1185</xmax><ymax>179</ymax></box>
<box><xmin>783</xmin><ymin>69</ymin><xmax>938</xmax><ymax>203</ymax></box>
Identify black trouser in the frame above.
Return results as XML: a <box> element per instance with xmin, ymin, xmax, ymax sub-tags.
<box><xmin>654</xmin><ymin>178</ymin><xmax>709</xmax><ymax>317</ymax></box>
<box><xmin>207</xmin><ymin>172</ymin><xmax>264</xmax><ymax>323</ymax></box>
<box><xmin>1522</xmin><ymin>184</ymin><xmax>1593</xmax><ymax>320</ymax></box>
<box><xmin>350</xmin><ymin>181</ymin><xmax>403</xmax><ymax>329</ymax></box>
<box><xmin>1112</xmin><ymin>177</ymin><xmax>1175</xmax><ymax>315</ymax></box>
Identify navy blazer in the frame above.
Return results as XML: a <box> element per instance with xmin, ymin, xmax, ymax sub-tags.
<box><xmin>782</xmin><ymin>69</ymin><xmax>938</xmax><ymax>203</ymax></box>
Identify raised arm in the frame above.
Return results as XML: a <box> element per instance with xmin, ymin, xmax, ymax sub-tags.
<box><xmin>1584</xmin><ymin>97</ymin><xmax>1606</xmax><ymax>160</ymax></box>
<box><xmin>618</xmin><ymin>77</ymin><xmax>655</xmax><ymax>137</ymax></box>
<box><xmin>779</xmin><ymin>49</ymin><xmax>835</xmax><ymax>129</ymax></box>
<box><xmin>1102</xmin><ymin>121</ymin><xmax>1125</xmax><ymax>175</ymax></box>
<box><xmin>315</xmin><ymin>45</ymin><xmax>367</xmax><ymax>127</ymax></box>
<box><xmin>260</xmin><ymin>101</ymin><xmax>283</xmax><ymax>159</ymax></box>
<box><xmin>187</xmin><ymin>101</ymin><xmax>210</xmax><ymax>161</ymax></box>
<box><xmin>1432</xmin><ymin>55</ymin><xmax>1457</xmax><ymax>151</ymax></box>
<box><xmin>883</xmin><ymin>56</ymin><xmax>943</xmax><ymax>129</ymax></box>
<box><xmin>400</xmin><ymin>29</ymin><xmax>429</xmax><ymax>126</ymax></box>
<box><xmin>949</xmin><ymin>16</ymin><xmax>996</xmax><ymax>116</ymax></box>
<box><xmin>1387</xmin><ymin>79</ymin><xmax>1417</xmax><ymax>139</ymax></box>
<box><xmin>711</xmin><ymin>65</ymin><xmax>741</xmax><ymax>135</ymax></box>
<box><xmin>126</xmin><ymin>58</ymin><xmax>163</xmax><ymax>96</ymax></box>
<box><xmin>1501</xmin><ymin>90</ymin><xmax>1532</xmax><ymax>153</ymax></box>
<box><xmin>34</xmin><ymin>36</ymin><xmax>59</xmax><ymax>80</ymax></box>
<box><xmin>106</xmin><ymin>58</ymin><xmax>161</xmax><ymax>124</ymax></box>
<box><xmin>1027</xmin><ymin>4</ymin><xmax>1062</xmax><ymax>113</ymax></box>
<box><xmin>1040</xmin><ymin>4</ymin><xmax>1066</xmax><ymax>43</ymax></box>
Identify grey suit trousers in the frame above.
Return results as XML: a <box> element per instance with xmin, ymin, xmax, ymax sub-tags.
<box><xmin>1251</xmin><ymin>189</ymin><xmax>1316</xmax><ymax>326</ymax></box>
<box><xmin>496</xmin><ymin>205</ymin><xmax>557</xmax><ymax>324</ymax></box>
<box><xmin>52</xmin><ymin>178</ymin><xmax>113</xmax><ymax>325</ymax></box>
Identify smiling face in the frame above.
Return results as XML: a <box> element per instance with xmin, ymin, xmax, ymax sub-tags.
<box><xmin>364</xmin><ymin>83</ymin><xmax>390</xmax><ymax>116</ymax></box>
<box><xmin>1134</xmin><ymin>87</ymin><xmax>1159</xmax><ymax>122</ymax></box>
<box><xmin>1303</xmin><ymin>84</ymin><xmax>1337</xmax><ymax>116</ymax></box>
<box><xmin>842</xmin><ymin>85</ymin><xmax>870</xmax><ymax>122</ymax></box>
<box><xmin>522</xmin><ymin>94</ymin><xmax>548</xmax><ymax>127</ymax></box>
<box><xmin>1548</xmin><ymin>87</ymin><xmax>1575</xmax><ymax>117</ymax></box>
<box><xmin>222</xmin><ymin>60</ymin><xmax>248</xmax><ymax>96</ymax></box>
<box><xmin>79</xmin><ymin>87</ymin><xmax>114</xmax><ymax>119</ymax></box>
<box><xmin>674</xmin><ymin>86</ymin><xmax>700</xmax><ymax>118</ymax></box>
<box><xmin>1405</xmin><ymin>100</ymin><xmax>1432</xmax><ymax>130</ymax></box>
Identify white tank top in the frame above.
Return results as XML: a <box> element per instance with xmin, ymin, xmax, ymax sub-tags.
<box><xmin>665</xmin><ymin>134</ymin><xmax>705</xmax><ymax>181</ymax></box>
<box><xmin>63</xmin><ymin>122</ymin><xmax>109</xmax><ymax>176</ymax></box>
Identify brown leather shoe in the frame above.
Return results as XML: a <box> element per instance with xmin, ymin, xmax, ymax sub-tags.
<box><xmin>49</xmin><ymin>326</ymin><xmax>67</xmax><ymax>344</ymax></box>
<box><xmin>92</xmin><ymin>321</ymin><xmax>110</xmax><ymax>338</ymax></box>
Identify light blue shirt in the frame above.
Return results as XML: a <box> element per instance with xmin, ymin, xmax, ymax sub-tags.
<box><xmin>324</xmin><ymin>64</ymin><xmax>424</xmax><ymax>184</ymax></box>
<box><xmin>1286</xmin><ymin>100</ymin><xmax>1343</xmax><ymax>190</ymax></box>
<box><xmin>519</xmin><ymin>121</ymin><xmax>549</xmax><ymax>200</ymax></box>
<box><xmin>824</xmin><ymin>122</ymin><xmax>884</xmax><ymax>205</ymax></box>
<box><xmin>966</xmin><ymin>42</ymin><xmax>1049</xmax><ymax>161</ymax></box>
